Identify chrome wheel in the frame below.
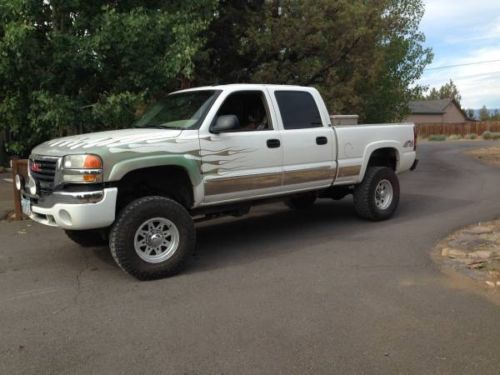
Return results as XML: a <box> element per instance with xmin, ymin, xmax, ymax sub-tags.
<box><xmin>134</xmin><ymin>217</ymin><xmax>180</xmax><ymax>264</ymax></box>
<box><xmin>374</xmin><ymin>179</ymin><xmax>393</xmax><ymax>210</ymax></box>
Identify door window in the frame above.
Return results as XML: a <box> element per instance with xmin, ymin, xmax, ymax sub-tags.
<box><xmin>215</xmin><ymin>91</ymin><xmax>272</xmax><ymax>131</ymax></box>
<box><xmin>275</xmin><ymin>91</ymin><xmax>323</xmax><ymax>129</ymax></box>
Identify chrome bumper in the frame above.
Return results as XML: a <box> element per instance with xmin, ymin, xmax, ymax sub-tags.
<box><xmin>24</xmin><ymin>188</ymin><xmax>118</xmax><ymax>230</ymax></box>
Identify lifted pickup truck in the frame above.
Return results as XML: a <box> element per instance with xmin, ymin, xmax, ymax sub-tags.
<box><xmin>17</xmin><ymin>84</ymin><xmax>417</xmax><ymax>280</ymax></box>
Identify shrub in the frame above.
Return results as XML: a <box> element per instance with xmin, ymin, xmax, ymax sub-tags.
<box><xmin>428</xmin><ymin>134</ymin><xmax>447</xmax><ymax>141</ymax></box>
<box><xmin>482</xmin><ymin>131</ymin><xmax>500</xmax><ymax>140</ymax></box>
<box><xmin>465</xmin><ymin>133</ymin><xmax>478</xmax><ymax>140</ymax></box>
<box><xmin>447</xmin><ymin>134</ymin><xmax>462</xmax><ymax>141</ymax></box>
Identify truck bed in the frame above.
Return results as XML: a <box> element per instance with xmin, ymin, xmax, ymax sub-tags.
<box><xmin>332</xmin><ymin>123</ymin><xmax>416</xmax><ymax>185</ymax></box>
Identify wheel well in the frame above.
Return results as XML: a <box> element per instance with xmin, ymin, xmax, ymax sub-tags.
<box><xmin>367</xmin><ymin>148</ymin><xmax>398</xmax><ymax>170</ymax></box>
<box><xmin>116</xmin><ymin>166</ymin><xmax>193</xmax><ymax>210</ymax></box>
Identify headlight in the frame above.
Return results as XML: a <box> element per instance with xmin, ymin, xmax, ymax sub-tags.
<box><xmin>61</xmin><ymin>154</ymin><xmax>103</xmax><ymax>183</ymax></box>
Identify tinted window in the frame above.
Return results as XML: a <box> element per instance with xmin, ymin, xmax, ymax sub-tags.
<box><xmin>215</xmin><ymin>91</ymin><xmax>271</xmax><ymax>131</ymax></box>
<box><xmin>275</xmin><ymin>91</ymin><xmax>323</xmax><ymax>129</ymax></box>
<box><xmin>134</xmin><ymin>90</ymin><xmax>220</xmax><ymax>130</ymax></box>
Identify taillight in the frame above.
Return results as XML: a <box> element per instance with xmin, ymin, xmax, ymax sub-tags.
<box><xmin>413</xmin><ymin>125</ymin><xmax>417</xmax><ymax>151</ymax></box>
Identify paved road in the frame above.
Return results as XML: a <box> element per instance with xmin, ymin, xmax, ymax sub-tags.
<box><xmin>1</xmin><ymin>141</ymin><xmax>500</xmax><ymax>374</ymax></box>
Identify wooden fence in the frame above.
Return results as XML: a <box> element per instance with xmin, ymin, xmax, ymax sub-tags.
<box><xmin>416</xmin><ymin>121</ymin><xmax>500</xmax><ymax>138</ymax></box>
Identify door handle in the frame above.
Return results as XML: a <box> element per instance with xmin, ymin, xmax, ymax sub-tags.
<box><xmin>267</xmin><ymin>139</ymin><xmax>281</xmax><ymax>148</ymax></box>
<box><xmin>316</xmin><ymin>136</ymin><xmax>328</xmax><ymax>145</ymax></box>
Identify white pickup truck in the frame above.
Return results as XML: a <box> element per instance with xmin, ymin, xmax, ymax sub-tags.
<box><xmin>17</xmin><ymin>84</ymin><xmax>417</xmax><ymax>280</ymax></box>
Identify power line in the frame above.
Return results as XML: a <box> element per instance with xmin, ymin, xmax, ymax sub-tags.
<box><xmin>425</xmin><ymin>59</ymin><xmax>500</xmax><ymax>71</ymax></box>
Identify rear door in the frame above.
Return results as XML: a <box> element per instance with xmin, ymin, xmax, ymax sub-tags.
<box><xmin>268</xmin><ymin>89</ymin><xmax>336</xmax><ymax>192</ymax></box>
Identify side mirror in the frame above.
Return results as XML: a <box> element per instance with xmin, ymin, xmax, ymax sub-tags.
<box><xmin>211</xmin><ymin>115</ymin><xmax>240</xmax><ymax>134</ymax></box>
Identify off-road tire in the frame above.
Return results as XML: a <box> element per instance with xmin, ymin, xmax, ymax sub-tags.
<box><xmin>109</xmin><ymin>196</ymin><xmax>195</xmax><ymax>280</ymax></box>
<box><xmin>285</xmin><ymin>193</ymin><xmax>317</xmax><ymax>210</ymax></box>
<box><xmin>65</xmin><ymin>229</ymin><xmax>107</xmax><ymax>247</ymax></box>
<box><xmin>353</xmin><ymin>167</ymin><xmax>399</xmax><ymax>221</ymax></box>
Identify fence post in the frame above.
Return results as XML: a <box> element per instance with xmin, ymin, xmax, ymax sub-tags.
<box><xmin>10</xmin><ymin>157</ymin><xmax>23</xmax><ymax>220</ymax></box>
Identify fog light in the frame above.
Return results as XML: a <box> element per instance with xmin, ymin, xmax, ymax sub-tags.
<box><xmin>58</xmin><ymin>209</ymin><xmax>72</xmax><ymax>226</ymax></box>
<box><xmin>15</xmin><ymin>175</ymin><xmax>23</xmax><ymax>191</ymax></box>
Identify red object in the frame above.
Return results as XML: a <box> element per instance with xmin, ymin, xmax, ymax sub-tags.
<box><xmin>413</xmin><ymin>125</ymin><xmax>417</xmax><ymax>151</ymax></box>
<box><xmin>30</xmin><ymin>161</ymin><xmax>42</xmax><ymax>173</ymax></box>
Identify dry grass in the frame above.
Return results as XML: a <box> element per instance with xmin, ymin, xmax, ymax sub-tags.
<box><xmin>466</xmin><ymin>147</ymin><xmax>500</xmax><ymax>166</ymax></box>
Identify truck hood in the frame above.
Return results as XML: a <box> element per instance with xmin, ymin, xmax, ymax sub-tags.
<box><xmin>31</xmin><ymin>128</ymin><xmax>184</xmax><ymax>157</ymax></box>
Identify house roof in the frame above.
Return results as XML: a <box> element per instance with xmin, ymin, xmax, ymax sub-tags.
<box><xmin>408</xmin><ymin>99</ymin><xmax>454</xmax><ymax>115</ymax></box>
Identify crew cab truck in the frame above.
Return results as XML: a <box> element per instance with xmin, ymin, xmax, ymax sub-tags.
<box><xmin>17</xmin><ymin>84</ymin><xmax>417</xmax><ymax>280</ymax></box>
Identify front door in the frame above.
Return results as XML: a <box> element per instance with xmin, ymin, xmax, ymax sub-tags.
<box><xmin>200</xmin><ymin>90</ymin><xmax>283</xmax><ymax>204</ymax></box>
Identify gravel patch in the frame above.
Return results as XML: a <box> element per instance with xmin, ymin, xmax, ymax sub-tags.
<box><xmin>436</xmin><ymin>220</ymin><xmax>500</xmax><ymax>291</ymax></box>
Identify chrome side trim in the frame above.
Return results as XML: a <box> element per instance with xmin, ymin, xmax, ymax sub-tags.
<box><xmin>283</xmin><ymin>167</ymin><xmax>335</xmax><ymax>185</ymax></box>
<box><xmin>205</xmin><ymin>173</ymin><xmax>281</xmax><ymax>195</ymax></box>
<box><xmin>205</xmin><ymin>167</ymin><xmax>335</xmax><ymax>196</ymax></box>
<box><xmin>337</xmin><ymin>165</ymin><xmax>361</xmax><ymax>177</ymax></box>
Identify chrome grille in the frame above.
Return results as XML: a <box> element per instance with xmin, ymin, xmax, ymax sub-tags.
<box><xmin>30</xmin><ymin>157</ymin><xmax>58</xmax><ymax>195</ymax></box>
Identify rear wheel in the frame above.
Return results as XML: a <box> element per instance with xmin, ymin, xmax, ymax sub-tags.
<box><xmin>65</xmin><ymin>229</ymin><xmax>107</xmax><ymax>247</ymax></box>
<box><xmin>109</xmin><ymin>196</ymin><xmax>195</xmax><ymax>280</ymax></box>
<box><xmin>353</xmin><ymin>167</ymin><xmax>399</xmax><ymax>221</ymax></box>
<box><xmin>285</xmin><ymin>193</ymin><xmax>317</xmax><ymax>210</ymax></box>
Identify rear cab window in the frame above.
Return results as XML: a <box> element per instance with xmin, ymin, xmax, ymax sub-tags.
<box><xmin>274</xmin><ymin>91</ymin><xmax>323</xmax><ymax>130</ymax></box>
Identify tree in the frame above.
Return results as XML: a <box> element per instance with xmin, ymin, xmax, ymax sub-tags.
<box><xmin>465</xmin><ymin>108</ymin><xmax>476</xmax><ymax>120</ymax></box>
<box><xmin>0</xmin><ymin>0</ymin><xmax>216</xmax><ymax>156</ymax></box>
<box><xmin>491</xmin><ymin>109</ymin><xmax>500</xmax><ymax>121</ymax></box>
<box><xmin>479</xmin><ymin>106</ymin><xmax>490</xmax><ymax>121</ymax></box>
<box><xmin>195</xmin><ymin>0</ymin><xmax>433</xmax><ymax>123</ymax></box>
<box><xmin>425</xmin><ymin>79</ymin><xmax>462</xmax><ymax>106</ymax></box>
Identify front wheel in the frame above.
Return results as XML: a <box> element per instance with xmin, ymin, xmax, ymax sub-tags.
<box><xmin>109</xmin><ymin>196</ymin><xmax>195</xmax><ymax>280</ymax></box>
<box><xmin>353</xmin><ymin>167</ymin><xmax>400</xmax><ymax>221</ymax></box>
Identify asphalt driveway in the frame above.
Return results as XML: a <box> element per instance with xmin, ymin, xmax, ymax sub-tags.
<box><xmin>1</xmin><ymin>141</ymin><xmax>500</xmax><ymax>374</ymax></box>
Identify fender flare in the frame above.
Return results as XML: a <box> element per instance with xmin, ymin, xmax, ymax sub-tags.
<box><xmin>359</xmin><ymin>141</ymin><xmax>401</xmax><ymax>181</ymax></box>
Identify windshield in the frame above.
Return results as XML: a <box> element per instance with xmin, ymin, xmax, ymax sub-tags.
<box><xmin>133</xmin><ymin>90</ymin><xmax>221</xmax><ymax>130</ymax></box>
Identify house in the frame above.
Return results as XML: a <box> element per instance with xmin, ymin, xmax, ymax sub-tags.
<box><xmin>405</xmin><ymin>98</ymin><xmax>469</xmax><ymax>124</ymax></box>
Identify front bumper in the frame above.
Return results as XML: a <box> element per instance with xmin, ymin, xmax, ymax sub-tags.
<box><xmin>23</xmin><ymin>188</ymin><xmax>118</xmax><ymax>230</ymax></box>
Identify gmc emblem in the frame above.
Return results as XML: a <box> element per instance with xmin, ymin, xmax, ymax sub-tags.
<box><xmin>30</xmin><ymin>162</ymin><xmax>42</xmax><ymax>173</ymax></box>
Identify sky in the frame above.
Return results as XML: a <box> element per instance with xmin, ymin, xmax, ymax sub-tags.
<box><xmin>419</xmin><ymin>0</ymin><xmax>500</xmax><ymax>109</ymax></box>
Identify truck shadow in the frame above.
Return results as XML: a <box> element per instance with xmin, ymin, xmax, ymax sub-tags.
<box><xmin>187</xmin><ymin>191</ymin><xmax>471</xmax><ymax>274</ymax></box>
<box><xmin>90</xmin><ymin>192</ymin><xmax>472</xmax><ymax>275</ymax></box>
